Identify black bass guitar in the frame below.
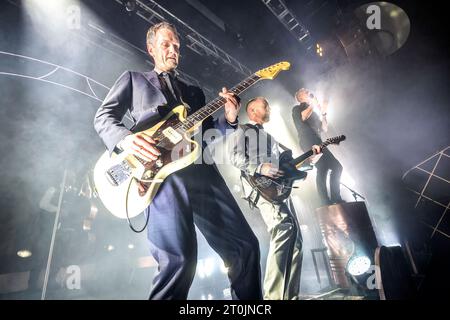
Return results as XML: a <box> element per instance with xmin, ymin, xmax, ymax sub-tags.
<box><xmin>244</xmin><ymin>135</ymin><xmax>346</xmax><ymax>204</ymax></box>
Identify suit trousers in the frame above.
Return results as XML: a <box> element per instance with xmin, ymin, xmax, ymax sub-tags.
<box><xmin>242</xmin><ymin>179</ymin><xmax>303</xmax><ymax>300</ymax></box>
<box><xmin>314</xmin><ymin>148</ymin><xmax>343</xmax><ymax>205</ymax></box>
<box><xmin>146</xmin><ymin>163</ymin><xmax>262</xmax><ymax>300</ymax></box>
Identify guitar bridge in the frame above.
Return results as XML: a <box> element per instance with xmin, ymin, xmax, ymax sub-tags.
<box><xmin>255</xmin><ymin>176</ymin><xmax>273</xmax><ymax>188</ymax></box>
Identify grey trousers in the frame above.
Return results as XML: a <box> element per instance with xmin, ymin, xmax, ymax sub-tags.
<box><xmin>243</xmin><ymin>179</ymin><xmax>303</xmax><ymax>300</ymax></box>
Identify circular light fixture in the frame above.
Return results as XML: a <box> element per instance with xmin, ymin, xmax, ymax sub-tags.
<box><xmin>347</xmin><ymin>255</ymin><xmax>371</xmax><ymax>276</ymax></box>
<box><xmin>17</xmin><ymin>250</ymin><xmax>32</xmax><ymax>258</ymax></box>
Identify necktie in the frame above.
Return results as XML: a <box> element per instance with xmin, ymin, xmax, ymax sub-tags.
<box><xmin>250</xmin><ymin>124</ymin><xmax>274</xmax><ymax>157</ymax></box>
<box><xmin>158</xmin><ymin>72</ymin><xmax>178</xmax><ymax>103</ymax></box>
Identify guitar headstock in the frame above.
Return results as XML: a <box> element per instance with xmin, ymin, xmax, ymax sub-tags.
<box><xmin>255</xmin><ymin>61</ymin><xmax>291</xmax><ymax>80</ymax></box>
<box><xmin>321</xmin><ymin>135</ymin><xmax>346</xmax><ymax>148</ymax></box>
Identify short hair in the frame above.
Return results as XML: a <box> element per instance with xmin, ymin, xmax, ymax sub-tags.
<box><xmin>295</xmin><ymin>88</ymin><xmax>308</xmax><ymax>101</ymax></box>
<box><xmin>146</xmin><ymin>22</ymin><xmax>179</xmax><ymax>46</ymax></box>
<box><xmin>245</xmin><ymin>97</ymin><xmax>268</xmax><ymax>112</ymax></box>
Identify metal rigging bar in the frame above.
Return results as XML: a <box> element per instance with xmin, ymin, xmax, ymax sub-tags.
<box><xmin>261</xmin><ymin>0</ymin><xmax>315</xmax><ymax>52</ymax></box>
<box><xmin>116</xmin><ymin>0</ymin><xmax>252</xmax><ymax>76</ymax></box>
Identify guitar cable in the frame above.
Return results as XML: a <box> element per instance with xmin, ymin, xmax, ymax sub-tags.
<box><xmin>125</xmin><ymin>177</ymin><xmax>150</xmax><ymax>233</ymax></box>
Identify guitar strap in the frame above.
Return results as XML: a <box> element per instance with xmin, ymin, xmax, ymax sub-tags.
<box><xmin>277</xmin><ymin>141</ymin><xmax>291</xmax><ymax>152</ymax></box>
<box><xmin>240</xmin><ymin>174</ymin><xmax>260</xmax><ymax>210</ymax></box>
<box><xmin>240</xmin><ymin>124</ymin><xmax>262</xmax><ymax>210</ymax></box>
<box><xmin>239</xmin><ymin>124</ymin><xmax>292</xmax><ymax>210</ymax></box>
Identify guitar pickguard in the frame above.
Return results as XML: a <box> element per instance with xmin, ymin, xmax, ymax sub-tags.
<box><xmin>105</xmin><ymin>160</ymin><xmax>133</xmax><ymax>186</ymax></box>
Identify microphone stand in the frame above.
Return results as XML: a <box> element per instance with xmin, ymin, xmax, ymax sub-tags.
<box><xmin>41</xmin><ymin>169</ymin><xmax>67</xmax><ymax>300</ymax></box>
<box><xmin>340</xmin><ymin>182</ymin><xmax>365</xmax><ymax>202</ymax></box>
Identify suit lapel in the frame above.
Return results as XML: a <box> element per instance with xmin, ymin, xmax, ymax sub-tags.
<box><xmin>143</xmin><ymin>71</ymin><xmax>167</xmax><ymax>105</ymax></box>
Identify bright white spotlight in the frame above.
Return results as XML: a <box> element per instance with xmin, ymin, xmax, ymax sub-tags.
<box><xmin>220</xmin><ymin>262</ymin><xmax>229</xmax><ymax>274</ymax></box>
<box><xmin>17</xmin><ymin>250</ymin><xmax>32</xmax><ymax>258</ymax></box>
<box><xmin>223</xmin><ymin>288</ymin><xmax>231</xmax><ymax>298</ymax></box>
<box><xmin>197</xmin><ymin>257</ymin><xmax>215</xmax><ymax>278</ymax></box>
<box><xmin>269</xmin><ymin>103</ymin><xmax>280</xmax><ymax>114</ymax></box>
<box><xmin>340</xmin><ymin>171</ymin><xmax>356</xmax><ymax>188</ymax></box>
<box><xmin>316</xmin><ymin>43</ymin><xmax>324</xmax><ymax>57</ymax></box>
<box><xmin>82</xmin><ymin>219</ymin><xmax>92</xmax><ymax>231</ymax></box>
<box><xmin>106</xmin><ymin>245</ymin><xmax>114</xmax><ymax>251</ymax></box>
<box><xmin>347</xmin><ymin>255</ymin><xmax>371</xmax><ymax>276</ymax></box>
<box><xmin>300</xmin><ymin>224</ymin><xmax>309</xmax><ymax>232</ymax></box>
<box><xmin>128</xmin><ymin>244</ymin><xmax>134</xmax><ymax>249</ymax></box>
<box><xmin>26</xmin><ymin>0</ymin><xmax>73</xmax><ymax>17</ymax></box>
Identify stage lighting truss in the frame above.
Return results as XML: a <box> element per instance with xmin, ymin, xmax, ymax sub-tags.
<box><xmin>261</xmin><ymin>0</ymin><xmax>315</xmax><ymax>52</ymax></box>
<box><xmin>114</xmin><ymin>0</ymin><xmax>252</xmax><ymax>77</ymax></box>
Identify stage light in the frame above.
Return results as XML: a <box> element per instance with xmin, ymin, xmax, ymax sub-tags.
<box><xmin>223</xmin><ymin>288</ymin><xmax>231</xmax><ymax>298</ymax></box>
<box><xmin>316</xmin><ymin>43</ymin><xmax>323</xmax><ymax>57</ymax></box>
<box><xmin>345</xmin><ymin>251</ymin><xmax>377</xmax><ymax>295</ymax></box>
<box><xmin>232</xmin><ymin>184</ymin><xmax>241</xmax><ymax>193</ymax></box>
<box><xmin>17</xmin><ymin>250</ymin><xmax>32</xmax><ymax>258</ymax></box>
<box><xmin>197</xmin><ymin>257</ymin><xmax>214</xmax><ymax>278</ymax></box>
<box><xmin>347</xmin><ymin>255</ymin><xmax>371</xmax><ymax>276</ymax></box>
<box><xmin>82</xmin><ymin>219</ymin><xmax>92</xmax><ymax>231</ymax></box>
<box><xmin>340</xmin><ymin>171</ymin><xmax>356</xmax><ymax>188</ymax></box>
<box><xmin>106</xmin><ymin>245</ymin><xmax>114</xmax><ymax>251</ymax></box>
<box><xmin>125</xmin><ymin>0</ymin><xmax>137</xmax><ymax>12</ymax></box>
<box><xmin>128</xmin><ymin>244</ymin><xmax>134</xmax><ymax>249</ymax></box>
<box><xmin>25</xmin><ymin>0</ymin><xmax>76</xmax><ymax>20</ymax></box>
<box><xmin>220</xmin><ymin>262</ymin><xmax>228</xmax><ymax>274</ymax></box>
<box><xmin>390</xmin><ymin>9</ymin><xmax>400</xmax><ymax>18</ymax></box>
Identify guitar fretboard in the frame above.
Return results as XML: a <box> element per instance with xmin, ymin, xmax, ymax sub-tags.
<box><xmin>289</xmin><ymin>138</ymin><xmax>340</xmax><ymax>167</ymax></box>
<box><xmin>177</xmin><ymin>74</ymin><xmax>261</xmax><ymax>131</ymax></box>
<box><xmin>290</xmin><ymin>150</ymin><xmax>314</xmax><ymax>166</ymax></box>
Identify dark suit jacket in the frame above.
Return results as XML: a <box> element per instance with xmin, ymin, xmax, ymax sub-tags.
<box><xmin>94</xmin><ymin>70</ymin><xmax>236</xmax><ymax>154</ymax></box>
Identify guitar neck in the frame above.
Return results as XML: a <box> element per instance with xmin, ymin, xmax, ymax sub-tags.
<box><xmin>290</xmin><ymin>150</ymin><xmax>314</xmax><ymax>168</ymax></box>
<box><xmin>289</xmin><ymin>137</ymin><xmax>341</xmax><ymax>168</ymax></box>
<box><xmin>181</xmin><ymin>74</ymin><xmax>261</xmax><ymax>130</ymax></box>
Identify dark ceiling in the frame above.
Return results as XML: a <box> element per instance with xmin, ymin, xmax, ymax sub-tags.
<box><xmin>78</xmin><ymin>0</ymin><xmax>359</xmax><ymax>92</ymax></box>
<box><xmin>76</xmin><ymin>0</ymin><xmax>449</xmax><ymax>95</ymax></box>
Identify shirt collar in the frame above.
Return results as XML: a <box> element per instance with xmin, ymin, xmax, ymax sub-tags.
<box><xmin>248</xmin><ymin>120</ymin><xmax>264</xmax><ymax>129</ymax></box>
<box><xmin>154</xmin><ymin>67</ymin><xmax>178</xmax><ymax>78</ymax></box>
